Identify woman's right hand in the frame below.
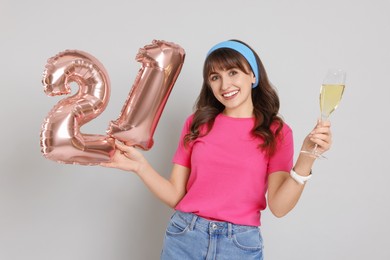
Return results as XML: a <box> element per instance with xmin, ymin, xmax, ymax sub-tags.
<box><xmin>100</xmin><ymin>141</ymin><xmax>147</xmax><ymax>173</ymax></box>
<box><xmin>101</xmin><ymin>140</ymin><xmax>190</xmax><ymax>208</ymax></box>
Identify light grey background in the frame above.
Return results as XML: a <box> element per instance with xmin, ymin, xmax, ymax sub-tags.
<box><xmin>1</xmin><ymin>0</ymin><xmax>389</xmax><ymax>259</ymax></box>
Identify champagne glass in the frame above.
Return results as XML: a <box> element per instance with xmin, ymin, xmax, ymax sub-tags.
<box><xmin>301</xmin><ymin>69</ymin><xmax>346</xmax><ymax>158</ymax></box>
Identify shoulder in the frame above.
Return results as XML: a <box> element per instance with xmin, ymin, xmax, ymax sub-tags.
<box><xmin>184</xmin><ymin>113</ymin><xmax>195</xmax><ymax>126</ymax></box>
<box><xmin>179</xmin><ymin>113</ymin><xmax>195</xmax><ymax>132</ymax></box>
<box><xmin>186</xmin><ymin>113</ymin><xmax>195</xmax><ymax>122</ymax></box>
<box><xmin>270</xmin><ymin>121</ymin><xmax>293</xmax><ymax>147</ymax></box>
<box><xmin>281</xmin><ymin>122</ymin><xmax>292</xmax><ymax>134</ymax></box>
<box><xmin>271</xmin><ymin>120</ymin><xmax>292</xmax><ymax>135</ymax></box>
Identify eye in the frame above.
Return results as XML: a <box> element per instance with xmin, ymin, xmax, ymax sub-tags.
<box><xmin>228</xmin><ymin>69</ymin><xmax>238</xmax><ymax>76</ymax></box>
<box><xmin>209</xmin><ymin>74</ymin><xmax>219</xmax><ymax>81</ymax></box>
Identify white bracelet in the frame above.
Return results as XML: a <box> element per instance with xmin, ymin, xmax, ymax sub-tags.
<box><xmin>290</xmin><ymin>169</ymin><xmax>312</xmax><ymax>185</ymax></box>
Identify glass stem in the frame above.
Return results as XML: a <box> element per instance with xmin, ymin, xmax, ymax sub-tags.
<box><xmin>313</xmin><ymin>114</ymin><xmax>328</xmax><ymax>156</ymax></box>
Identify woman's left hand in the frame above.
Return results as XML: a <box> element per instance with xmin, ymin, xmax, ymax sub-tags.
<box><xmin>301</xmin><ymin>120</ymin><xmax>332</xmax><ymax>155</ymax></box>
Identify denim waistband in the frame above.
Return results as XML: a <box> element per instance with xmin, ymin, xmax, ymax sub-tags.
<box><xmin>173</xmin><ymin>211</ymin><xmax>259</xmax><ymax>238</ymax></box>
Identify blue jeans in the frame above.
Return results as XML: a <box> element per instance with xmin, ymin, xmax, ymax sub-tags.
<box><xmin>161</xmin><ymin>211</ymin><xmax>264</xmax><ymax>260</ymax></box>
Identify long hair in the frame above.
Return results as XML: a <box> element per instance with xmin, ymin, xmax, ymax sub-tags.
<box><xmin>184</xmin><ymin>40</ymin><xmax>284</xmax><ymax>156</ymax></box>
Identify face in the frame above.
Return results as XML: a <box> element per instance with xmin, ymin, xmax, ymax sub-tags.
<box><xmin>208</xmin><ymin>66</ymin><xmax>256</xmax><ymax>118</ymax></box>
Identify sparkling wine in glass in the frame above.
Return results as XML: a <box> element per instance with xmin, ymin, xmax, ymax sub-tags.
<box><xmin>301</xmin><ymin>69</ymin><xmax>346</xmax><ymax>158</ymax></box>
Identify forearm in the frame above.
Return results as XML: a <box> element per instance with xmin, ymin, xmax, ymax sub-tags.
<box><xmin>101</xmin><ymin>143</ymin><xmax>188</xmax><ymax>208</ymax></box>
<box><xmin>269</xmin><ymin>120</ymin><xmax>332</xmax><ymax>217</ymax></box>
<box><xmin>268</xmin><ymin>155</ymin><xmax>315</xmax><ymax>217</ymax></box>
<box><xmin>136</xmin><ymin>163</ymin><xmax>186</xmax><ymax>208</ymax></box>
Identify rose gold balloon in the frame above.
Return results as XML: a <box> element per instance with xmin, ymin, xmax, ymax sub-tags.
<box><xmin>107</xmin><ymin>40</ymin><xmax>185</xmax><ymax>150</ymax></box>
<box><xmin>40</xmin><ymin>50</ymin><xmax>115</xmax><ymax>165</ymax></box>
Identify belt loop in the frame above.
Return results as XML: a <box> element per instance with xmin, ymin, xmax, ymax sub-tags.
<box><xmin>189</xmin><ymin>214</ymin><xmax>197</xmax><ymax>231</ymax></box>
<box><xmin>228</xmin><ymin>223</ymin><xmax>233</xmax><ymax>238</ymax></box>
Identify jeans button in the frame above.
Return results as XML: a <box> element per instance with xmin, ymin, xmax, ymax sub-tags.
<box><xmin>211</xmin><ymin>223</ymin><xmax>218</xmax><ymax>230</ymax></box>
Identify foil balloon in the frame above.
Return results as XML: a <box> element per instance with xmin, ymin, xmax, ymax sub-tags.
<box><xmin>107</xmin><ymin>40</ymin><xmax>185</xmax><ymax>150</ymax></box>
<box><xmin>40</xmin><ymin>50</ymin><xmax>115</xmax><ymax>165</ymax></box>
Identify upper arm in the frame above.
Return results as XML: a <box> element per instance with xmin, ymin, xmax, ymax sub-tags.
<box><xmin>169</xmin><ymin>164</ymin><xmax>190</xmax><ymax>200</ymax></box>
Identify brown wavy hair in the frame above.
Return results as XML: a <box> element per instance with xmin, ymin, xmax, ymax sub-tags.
<box><xmin>184</xmin><ymin>40</ymin><xmax>284</xmax><ymax>156</ymax></box>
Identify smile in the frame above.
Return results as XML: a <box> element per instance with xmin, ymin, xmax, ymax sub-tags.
<box><xmin>222</xmin><ymin>90</ymin><xmax>239</xmax><ymax>98</ymax></box>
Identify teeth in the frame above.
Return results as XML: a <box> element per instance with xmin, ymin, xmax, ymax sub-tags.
<box><xmin>223</xmin><ymin>91</ymin><xmax>238</xmax><ymax>97</ymax></box>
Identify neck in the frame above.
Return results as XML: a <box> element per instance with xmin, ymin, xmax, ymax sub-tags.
<box><xmin>222</xmin><ymin>108</ymin><xmax>254</xmax><ymax>118</ymax></box>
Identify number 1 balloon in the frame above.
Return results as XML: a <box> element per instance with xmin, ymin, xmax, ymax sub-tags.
<box><xmin>107</xmin><ymin>40</ymin><xmax>185</xmax><ymax>149</ymax></box>
<box><xmin>40</xmin><ymin>50</ymin><xmax>115</xmax><ymax>165</ymax></box>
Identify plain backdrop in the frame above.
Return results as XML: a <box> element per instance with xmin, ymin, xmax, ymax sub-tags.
<box><xmin>1</xmin><ymin>0</ymin><xmax>389</xmax><ymax>259</ymax></box>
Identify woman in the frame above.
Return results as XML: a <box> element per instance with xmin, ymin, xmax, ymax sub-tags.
<box><xmin>101</xmin><ymin>39</ymin><xmax>332</xmax><ymax>259</ymax></box>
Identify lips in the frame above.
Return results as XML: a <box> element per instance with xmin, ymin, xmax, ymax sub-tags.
<box><xmin>222</xmin><ymin>90</ymin><xmax>239</xmax><ymax>98</ymax></box>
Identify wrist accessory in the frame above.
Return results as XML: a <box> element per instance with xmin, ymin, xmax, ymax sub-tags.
<box><xmin>290</xmin><ymin>169</ymin><xmax>312</xmax><ymax>185</ymax></box>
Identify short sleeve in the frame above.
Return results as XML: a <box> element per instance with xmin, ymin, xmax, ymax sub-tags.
<box><xmin>172</xmin><ymin>115</ymin><xmax>194</xmax><ymax>168</ymax></box>
<box><xmin>267</xmin><ymin>123</ymin><xmax>294</xmax><ymax>174</ymax></box>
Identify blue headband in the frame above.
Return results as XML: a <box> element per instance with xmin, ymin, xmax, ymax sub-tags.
<box><xmin>206</xmin><ymin>41</ymin><xmax>259</xmax><ymax>88</ymax></box>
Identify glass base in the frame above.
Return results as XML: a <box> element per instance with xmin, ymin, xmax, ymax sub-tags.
<box><xmin>300</xmin><ymin>150</ymin><xmax>327</xmax><ymax>159</ymax></box>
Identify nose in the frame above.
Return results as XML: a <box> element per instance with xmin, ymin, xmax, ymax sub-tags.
<box><xmin>220</xmin><ymin>74</ymin><xmax>231</xmax><ymax>90</ymax></box>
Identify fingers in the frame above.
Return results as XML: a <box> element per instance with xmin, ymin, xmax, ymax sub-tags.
<box><xmin>113</xmin><ymin>140</ymin><xmax>135</xmax><ymax>157</ymax></box>
<box><xmin>115</xmin><ymin>140</ymin><xmax>131</xmax><ymax>151</ymax></box>
<box><xmin>312</xmin><ymin>121</ymin><xmax>332</xmax><ymax>136</ymax></box>
<box><xmin>112</xmin><ymin>140</ymin><xmax>144</xmax><ymax>164</ymax></box>
<box><xmin>310</xmin><ymin>129</ymin><xmax>332</xmax><ymax>152</ymax></box>
<box><xmin>312</xmin><ymin>135</ymin><xmax>331</xmax><ymax>149</ymax></box>
<box><xmin>310</xmin><ymin>128</ymin><xmax>332</xmax><ymax>142</ymax></box>
<box><xmin>114</xmin><ymin>140</ymin><xmax>139</xmax><ymax>153</ymax></box>
<box><xmin>100</xmin><ymin>162</ymin><xmax>113</xmax><ymax>168</ymax></box>
<box><xmin>301</xmin><ymin>120</ymin><xmax>333</xmax><ymax>156</ymax></box>
<box><xmin>312</xmin><ymin>119</ymin><xmax>331</xmax><ymax>132</ymax></box>
<box><xmin>317</xmin><ymin>118</ymin><xmax>331</xmax><ymax>127</ymax></box>
<box><xmin>311</xmin><ymin>130</ymin><xmax>332</xmax><ymax>141</ymax></box>
<box><xmin>100</xmin><ymin>155</ymin><xmax>120</xmax><ymax>168</ymax></box>
<box><xmin>309</xmin><ymin>119</ymin><xmax>332</xmax><ymax>146</ymax></box>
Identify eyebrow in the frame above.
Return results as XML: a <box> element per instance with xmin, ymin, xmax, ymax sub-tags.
<box><xmin>209</xmin><ymin>71</ymin><xmax>218</xmax><ymax>75</ymax></box>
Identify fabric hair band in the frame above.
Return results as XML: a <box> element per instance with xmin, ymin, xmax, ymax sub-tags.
<box><xmin>206</xmin><ymin>41</ymin><xmax>260</xmax><ymax>88</ymax></box>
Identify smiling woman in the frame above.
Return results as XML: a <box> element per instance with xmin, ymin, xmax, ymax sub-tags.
<box><xmin>207</xmin><ymin>64</ymin><xmax>255</xmax><ymax>118</ymax></box>
<box><xmin>100</xmin><ymin>39</ymin><xmax>333</xmax><ymax>259</ymax></box>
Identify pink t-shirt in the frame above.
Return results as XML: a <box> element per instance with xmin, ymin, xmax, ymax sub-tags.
<box><xmin>173</xmin><ymin>113</ymin><xmax>293</xmax><ymax>226</ymax></box>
